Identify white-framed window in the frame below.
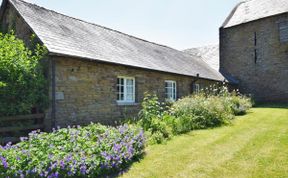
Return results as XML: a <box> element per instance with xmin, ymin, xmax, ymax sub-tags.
<box><xmin>194</xmin><ymin>83</ymin><xmax>200</xmax><ymax>94</ymax></box>
<box><xmin>279</xmin><ymin>21</ymin><xmax>288</xmax><ymax>43</ymax></box>
<box><xmin>117</xmin><ymin>77</ymin><xmax>135</xmax><ymax>103</ymax></box>
<box><xmin>165</xmin><ymin>80</ymin><xmax>177</xmax><ymax>101</ymax></box>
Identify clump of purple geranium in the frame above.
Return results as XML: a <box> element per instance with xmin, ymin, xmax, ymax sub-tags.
<box><xmin>0</xmin><ymin>123</ymin><xmax>145</xmax><ymax>177</ymax></box>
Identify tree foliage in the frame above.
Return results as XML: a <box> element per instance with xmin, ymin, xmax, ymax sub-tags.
<box><xmin>0</xmin><ymin>32</ymin><xmax>48</xmax><ymax>116</ymax></box>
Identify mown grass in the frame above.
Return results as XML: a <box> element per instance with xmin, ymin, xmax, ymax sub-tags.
<box><xmin>121</xmin><ymin>106</ymin><xmax>288</xmax><ymax>178</ymax></box>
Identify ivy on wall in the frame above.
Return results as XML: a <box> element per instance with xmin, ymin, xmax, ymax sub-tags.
<box><xmin>0</xmin><ymin>32</ymin><xmax>48</xmax><ymax>116</ymax></box>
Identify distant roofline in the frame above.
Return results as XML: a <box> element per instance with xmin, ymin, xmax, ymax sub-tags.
<box><xmin>183</xmin><ymin>43</ymin><xmax>219</xmax><ymax>51</ymax></box>
<box><xmin>12</xmin><ymin>0</ymin><xmax>180</xmax><ymax>51</ymax></box>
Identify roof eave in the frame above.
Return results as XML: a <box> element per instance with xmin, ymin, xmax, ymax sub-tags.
<box><xmin>48</xmin><ymin>52</ymin><xmax>226</xmax><ymax>83</ymax></box>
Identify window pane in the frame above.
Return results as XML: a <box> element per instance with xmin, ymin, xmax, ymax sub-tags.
<box><xmin>166</xmin><ymin>82</ymin><xmax>172</xmax><ymax>87</ymax></box>
<box><xmin>126</xmin><ymin>86</ymin><xmax>133</xmax><ymax>94</ymax></box>
<box><xmin>279</xmin><ymin>21</ymin><xmax>288</xmax><ymax>43</ymax></box>
<box><xmin>120</xmin><ymin>93</ymin><xmax>124</xmax><ymax>100</ymax></box>
<box><xmin>126</xmin><ymin>79</ymin><xmax>133</xmax><ymax>85</ymax></box>
<box><xmin>165</xmin><ymin>87</ymin><xmax>169</xmax><ymax>95</ymax></box>
<box><xmin>117</xmin><ymin>92</ymin><xmax>124</xmax><ymax>100</ymax></box>
<box><xmin>117</xmin><ymin>78</ymin><xmax>124</xmax><ymax>85</ymax></box>
<box><xmin>126</xmin><ymin>94</ymin><xmax>133</xmax><ymax>101</ymax></box>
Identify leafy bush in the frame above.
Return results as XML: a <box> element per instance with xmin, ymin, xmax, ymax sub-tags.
<box><xmin>229</xmin><ymin>94</ymin><xmax>253</xmax><ymax>115</ymax></box>
<box><xmin>0</xmin><ymin>124</ymin><xmax>145</xmax><ymax>177</ymax></box>
<box><xmin>170</xmin><ymin>85</ymin><xmax>252</xmax><ymax>134</ymax></box>
<box><xmin>138</xmin><ymin>93</ymin><xmax>172</xmax><ymax>144</ymax></box>
<box><xmin>135</xmin><ymin>85</ymin><xmax>252</xmax><ymax>144</ymax></box>
<box><xmin>0</xmin><ymin>32</ymin><xmax>47</xmax><ymax>116</ymax></box>
<box><xmin>172</xmin><ymin>94</ymin><xmax>234</xmax><ymax>133</ymax></box>
<box><xmin>202</xmin><ymin>84</ymin><xmax>253</xmax><ymax>116</ymax></box>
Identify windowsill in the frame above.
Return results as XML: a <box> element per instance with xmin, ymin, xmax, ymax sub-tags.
<box><xmin>116</xmin><ymin>101</ymin><xmax>139</xmax><ymax>106</ymax></box>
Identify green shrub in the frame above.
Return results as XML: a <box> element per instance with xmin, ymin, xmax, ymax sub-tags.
<box><xmin>0</xmin><ymin>124</ymin><xmax>145</xmax><ymax>177</ymax></box>
<box><xmin>172</xmin><ymin>94</ymin><xmax>234</xmax><ymax>133</ymax></box>
<box><xmin>229</xmin><ymin>94</ymin><xmax>253</xmax><ymax>115</ymax></box>
<box><xmin>203</xmin><ymin>84</ymin><xmax>252</xmax><ymax>116</ymax></box>
<box><xmin>0</xmin><ymin>32</ymin><xmax>48</xmax><ymax>116</ymax></box>
<box><xmin>138</xmin><ymin>93</ymin><xmax>172</xmax><ymax>144</ymax></box>
<box><xmin>135</xmin><ymin>84</ymin><xmax>252</xmax><ymax>145</ymax></box>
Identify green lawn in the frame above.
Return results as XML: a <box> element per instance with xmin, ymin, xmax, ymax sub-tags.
<box><xmin>121</xmin><ymin>106</ymin><xmax>288</xmax><ymax>178</ymax></box>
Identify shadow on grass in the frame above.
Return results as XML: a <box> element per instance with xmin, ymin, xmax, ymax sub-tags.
<box><xmin>105</xmin><ymin>153</ymin><xmax>146</xmax><ymax>178</ymax></box>
<box><xmin>254</xmin><ymin>102</ymin><xmax>288</xmax><ymax>109</ymax></box>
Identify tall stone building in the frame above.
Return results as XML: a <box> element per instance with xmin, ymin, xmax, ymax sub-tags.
<box><xmin>220</xmin><ymin>0</ymin><xmax>288</xmax><ymax>102</ymax></box>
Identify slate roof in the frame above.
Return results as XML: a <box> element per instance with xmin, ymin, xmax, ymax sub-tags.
<box><xmin>5</xmin><ymin>0</ymin><xmax>225</xmax><ymax>82</ymax></box>
<box><xmin>183</xmin><ymin>45</ymin><xmax>219</xmax><ymax>71</ymax></box>
<box><xmin>223</xmin><ymin>0</ymin><xmax>288</xmax><ymax>28</ymax></box>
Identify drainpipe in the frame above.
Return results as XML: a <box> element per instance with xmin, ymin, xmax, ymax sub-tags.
<box><xmin>51</xmin><ymin>57</ymin><xmax>56</xmax><ymax>129</ymax></box>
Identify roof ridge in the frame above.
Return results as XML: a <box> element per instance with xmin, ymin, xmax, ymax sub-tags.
<box><xmin>10</xmin><ymin>0</ymin><xmax>180</xmax><ymax>51</ymax></box>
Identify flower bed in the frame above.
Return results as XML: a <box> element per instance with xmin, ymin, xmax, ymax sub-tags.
<box><xmin>137</xmin><ymin>85</ymin><xmax>252</xmax><ymax>144</ymax></box>
<box><xmin>0</xmin><ymin>124</ymin><xmax>145</xmax><ymax>177</ymax></box>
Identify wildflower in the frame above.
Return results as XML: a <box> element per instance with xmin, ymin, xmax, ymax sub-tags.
<box><xmin>0</xmin><ymin>156</ymin><xmax>8</xmax><ymax>169</ymax></box>
<box><xmin>80</xmin><ymin>164</ymin><xmax>87</xmax><ymax>175</ymax></box>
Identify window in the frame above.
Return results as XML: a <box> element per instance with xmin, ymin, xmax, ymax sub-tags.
<box><xmin>194</xmin><ymin>84</ymin><xmax>200</xmax><ymax>94</ymax></box>
<box><xmin>165</xmin><ymin>80</ymin><xmax>177</xmax><ymax>101</ymax></box>
<box><xmin>117</xmin><ymin>77</ymin><xmax>135</xmax><ymax>103</ymax></box>
<box><xmin>279</xmin><ymin>21</ymin><xmax>288</xmax><ymax>43</ymax></box>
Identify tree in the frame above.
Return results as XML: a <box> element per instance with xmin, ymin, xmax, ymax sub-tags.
<box><xmin>0</xmin><ymin>32</ymin><xmax>48</xmax><ymax>116</ymax></box>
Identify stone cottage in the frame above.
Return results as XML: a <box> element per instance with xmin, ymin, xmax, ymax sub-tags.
<box><xmin>220</xmin><ymin>0</ymin><xmax>288</xmax><ymax>102</ymax></box>
<box><xmin>0</xmin><ymin>0</ymin><xmax>225</xmax><ymax>128</ymax></box>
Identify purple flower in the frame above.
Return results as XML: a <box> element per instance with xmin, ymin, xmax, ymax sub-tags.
<box><xmin>80</xmin><ymin>164</ymin><xmax>87</xmax><ymax>175</ymax></box>
<box><xmin>20</xmin><ymin>137</ymin><xmax>28</xmax><ymax>142</ymax></box>
<box><xmin>0</xmin><ymin>156</ymin><xmax>8</xmax><ymax>169</ymax></box>
<box><xmin>59</xmin><ymin>160</ymin><xmax>65</xmax><ymax>169</ymax></box>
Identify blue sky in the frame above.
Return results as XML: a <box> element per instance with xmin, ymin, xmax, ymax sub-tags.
<box><xmin>3</xmin><ymin>0</ymin><xmax>240</xmax><ymax>49</ymax></box>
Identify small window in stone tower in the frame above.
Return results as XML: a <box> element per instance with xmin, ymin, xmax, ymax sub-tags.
<box><xmin>279</xmin><ymin>21</ymin><xmax>288</xmax><ymax>43</ymax></box>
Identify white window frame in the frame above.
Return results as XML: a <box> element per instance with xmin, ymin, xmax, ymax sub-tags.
<box><xmin>117</xmin><ymin>76</ymin><xmax>135</xmax><ymax>104</ymax></box>
<box><xmin>165</xmin><ymin>80</ymin><xmax>177</xmax><ymax>101</ymax></box>
<box><xmin>194</xmin><ymin>84</ymin><xmax>200</xmax><ymax>94</ymax></box>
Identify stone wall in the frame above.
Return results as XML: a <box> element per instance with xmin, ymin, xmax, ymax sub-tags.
<box><xmin>0</xmin><ymin>2</ymin><xmax>34</xmax><ymax>45</ymax></box>
<box><xmin>53</xmin><ymin>57</ymin><xmax>217</xmax><ymax>127</ymax></box>
<box><xmin>220</xmin><ymin>13</ymin><xmax>288</xmax><ymax>102</ymax></box>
